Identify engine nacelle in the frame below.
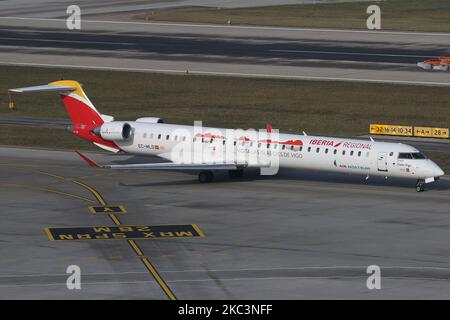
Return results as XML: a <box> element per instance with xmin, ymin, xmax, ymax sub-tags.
<box><xmin>135</xmin><ymin>117</ymin><xmax>164</xmax><ymax>124</ymax></box>
<box><xmin>96</xmin><ymin>121</ymin><xmax>133</xmax><ymax>141</ymax></box>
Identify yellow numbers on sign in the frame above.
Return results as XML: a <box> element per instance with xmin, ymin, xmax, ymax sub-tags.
<box><xmin>371</xmin><ymin>124</ymin><xmax>449</xmax><ymax>139</ymax></box>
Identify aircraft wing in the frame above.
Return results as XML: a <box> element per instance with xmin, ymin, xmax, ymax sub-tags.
<box><xmin>76</xmin><ymin>151</ymin><xmax>245</xmax><ymax>170</ymax></box>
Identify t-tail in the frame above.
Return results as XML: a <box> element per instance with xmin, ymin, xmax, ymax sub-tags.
<box><xmin>9</xmin><ymin>80</ymin><xmax>120</xmax><ymax>152</ymax></box>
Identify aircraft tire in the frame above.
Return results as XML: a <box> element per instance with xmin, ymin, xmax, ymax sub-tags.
<box><xmin>198</xmin><ymin>171</ymin><xmax>214</xmax><ymax>183</ymax></box>
<box><xmin>416</xmin><ymin>180</ymin><xmax>425</xmax><ymax>192</ymax></box>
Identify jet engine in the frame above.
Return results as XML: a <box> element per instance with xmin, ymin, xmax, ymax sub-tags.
<box><xmin>93</xmin><ymin>121</ymin><xmax>133</xmax><ymax>141</ymax></box>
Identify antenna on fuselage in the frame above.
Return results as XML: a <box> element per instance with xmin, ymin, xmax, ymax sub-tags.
<box><xmin>369</xmin><ymin>136</ymin><xmax>374</xmax><ymax>142</ymax></box>
<box><xmin>303</xmin><ymin>131</ymin><xmax>308</xmax><ymax>136</ymax></box>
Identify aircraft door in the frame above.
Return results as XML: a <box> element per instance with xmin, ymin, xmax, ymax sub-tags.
<box><xmin>377</xmin><ymin>152</ymin><xmax>388</xmax><ymax>172</ymax></box>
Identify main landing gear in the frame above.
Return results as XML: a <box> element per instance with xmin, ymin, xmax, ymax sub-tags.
<box><xmin>228</xmin><ymin>169</ymin><xmax>244</xmax><ymax>179</ymax></box>
<box><xmin>416</xmin><ymin>179</ymin><xmax>425</xmax><ymax>192</ymax></box>
<box><xmin>198</xmin><ymin>170</ymin><xmax>214</xmax><ymax>183</ymax></box>
<box><xmin>198</xmin><ymin>169</ymin><xmax>244</xmax><ymax>183</ymax></box>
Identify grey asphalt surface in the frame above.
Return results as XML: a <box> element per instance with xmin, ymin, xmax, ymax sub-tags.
<box><xmin>2</xmin><ymin>146</ymin><xmax>450</xmax><ymax>299</ymax></box>
<box><xmin>0</xmin><ymin>0</ymin><xmax>373</xmax><ymax>18</ymax></box>
<box><xmin>0</xmin><ymin>17</ymin><xmax>449</xmax><ymax>85</ymax></box>
<box><xmin>0</xmin><ymin>28</ymin><xmax>447</xmax><ymax>67</ymax></box>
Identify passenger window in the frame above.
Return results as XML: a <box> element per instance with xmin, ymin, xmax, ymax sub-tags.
<box><xmin>182</xmin><ymin>136</ymin><xmax>186</xmax><ymax>141</ymax></box>
<box><xmin>143</xmin><ymin>133</ymin><xmax>147</xmax><ymax>138</ymax></box>
<box><xmin>234</xmin><ymin>141</ymin><xmax>237</xmax><ymax>146</ymax></box>
<box><xmin>166</xmin><ymin>135</ymin><xmax>170</xmax><ymax>140</ymax></box>
<box><xmin>258</xmin><ymin>143</ymin><xmax>262</xmax><ymax>148</ymax></box>
<box><xmin>282</xmin><ymin>145</ymin><xmax>286</xmax><ymax>150</ymax></box>
<box><xmin>350</xmin><ymin>151</ymin><xmax>354</xmax><ymax>156</ymax></box>
<box><xmin>174</xmin><ymin>136</ymin><xmax>178</xmax><ymax>141</ymax></box>
<box><xmin>358</xmin><ymin>151</ymin><xmax>361</xmax><ymax>157</ymax></box>
<box><xmin>300</xmin><ymin>146</ymin><xmax>303</xmax><ymax>151</ymax></box>
<box><xmin>316</xmin><ymin>148</ymin><xmax>320</xmax><ymax>153</ymax></box>
<box><xmin>158</xmin><ymin>134</ymin><xmax>161</xmax><ymax>139</ymax></box>
<box><xmin>250</xmin><ymin>142</ymin><xmax>253</xmax><ymax>147</ymax></box>
<box><xmin>267</xmin><ymin>144</ymin><xmax>270</xmax><ymax>149</ymax></box>
<box><xmin>325</xmin><ymin>149</ymin><xmax>328</xmax><ymax>154</ymax></box>
<box><xmin>290</xmin><ymin>145</ymin><xmax>294</xmax><ymax>151</ymax></box>
<box><xmin>342</xmin><ymin>150</ymin><xmax>346</xmax><ymax>155</ymax></box>
<box><xmin>333</xmin><ymin>149</ymin><xmax>337</xmax><ymax>155</ymax></box>
<box><xmin>223</xmin><ymin>140</ymin><xmax>226</xmax><ymax>145</ymax></box>
<box><xmin>308</xmin><ymin>147</ymin><xmax>311</xmax><ymax>152</ymax></box>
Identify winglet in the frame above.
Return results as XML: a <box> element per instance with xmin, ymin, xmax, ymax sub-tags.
<box><xmin>75</xmin><ymin>150</ymin><xmax>102</xmax><ymax>168</ymax></box>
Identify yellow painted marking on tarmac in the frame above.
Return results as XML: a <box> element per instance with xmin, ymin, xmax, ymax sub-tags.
<box><xmin>192</xmin><ymin>224</ymin><xmax>206</xmax><ymax>237</ymax></box>
<box><xmin>128</xmin><ymin>240</ymin><xmax>144</xmax><ymax>256</ymax></box>
<box><xmin>3</xmin><ymin>163</ymin><xmax>177</xmax><ymax>300</ymax></box>
<box><xmin>72</xmin><ymin>180</ymin><xmax>106</xmax><ymax>205</ymax></box>
<box><xmin>109</xmin><ymin>213</ymin><xmax>122</xmax><ymax>225</ymax></box>
<box><xmin>35</xmin><ymin>170</ymin><xmax>67</xmax><ymax>180</ymax></box>
<box><xmin>141</xmin><ymin>257</ymin><xmax>177</xmax><ymax>300</ymax></box>
<box><xmin>44</xmin><ymin>227</ymin><xmax>55</xmax><ymax>241</ymax></box>
<box><xmin>1</xmin><ymin>183</ymin><xmax>95</xmax><ymax>203</ymax></box>
<box><xmin>88</xmin><ymin>205</ymin><xmax>126</xmax><ymax>214</ymax></box>
<box><xmin>104</xmin><ymin>209</ymin><xmax>177</xmax><ymax>300</ymax></box>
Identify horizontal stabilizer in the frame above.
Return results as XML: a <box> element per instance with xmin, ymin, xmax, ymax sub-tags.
<box><xmin>9</xmin><ymin>84</ymin><xmax>76</xmax><ymax>93</ymax></box>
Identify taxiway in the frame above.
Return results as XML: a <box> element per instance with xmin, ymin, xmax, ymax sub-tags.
<box><xmin>1</xmin><ymin>146</ymin><xmax>450</xmax><ymax>299</ymax></box>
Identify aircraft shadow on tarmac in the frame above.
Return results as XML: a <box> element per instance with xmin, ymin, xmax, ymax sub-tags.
<box><xmin>110</xmin><ymin>154</ymin><xmax>450</xmax><ymax>191</ymax></box>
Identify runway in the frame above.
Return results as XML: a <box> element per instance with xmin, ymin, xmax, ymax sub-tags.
<box><xmin>2</xmin><ymin>146</ymin><xmax>450</xmax><ymax>299</ymax></box>
<box><xmin>0</xmin><ymin>1</ymin><xmax>371</xmax><ymax>19</ymax></box>
<box><xmin>0</xmin><ymin>19</ymin><xmax>450</xmax><ymax>85</ymax></box>
<box><xmin>1</xmin><ymin>28</ymin><xmax>446</xmax><ymax>67</ymax></box>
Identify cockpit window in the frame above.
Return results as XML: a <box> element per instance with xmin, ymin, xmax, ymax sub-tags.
<box><xmin>411</xmin><ymin>152</ymin><xmax>426</xmax><ymax>159</ymax></box>
<box><xmin>398</xmin><ymin>153</ymin><xmax>412</xmax><ymax>159</ymax></box>
<box><xmin>398</xmin><ymin>152</ymin><xmax>426</xmax><ymax>159</ymax></box>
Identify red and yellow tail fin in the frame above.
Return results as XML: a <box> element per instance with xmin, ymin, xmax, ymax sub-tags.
<box><xmin>9</xmin><ymin>80</ymin><xmax>120</xmax><ymax>152</ymax></box>
<box><xmin>48</xmin><ymin>80</ymin><xmax>104</xmax><ymax>131</ymax></box>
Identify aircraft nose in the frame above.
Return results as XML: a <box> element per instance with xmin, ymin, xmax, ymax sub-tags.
<box><xmin>435</xmin><ymin>167</ymin><xmax>445</xmax><ymax>177</ymax></box>
<box><xmin>431</xmin><ymin>161</ymin><xmax>444</xmax><ymax>177</ymax></box>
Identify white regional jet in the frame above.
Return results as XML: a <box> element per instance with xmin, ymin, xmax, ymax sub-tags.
<box><xmin>10</xmin><ymin>80</ymin><xmax>444</xmax><ymax>192</ymax></box>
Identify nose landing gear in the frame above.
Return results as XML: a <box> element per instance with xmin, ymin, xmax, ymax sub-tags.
<box><xmin>416</xmin><ymin>179</ymin><xmax>425</xmax><ymax>192</ymax></box>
